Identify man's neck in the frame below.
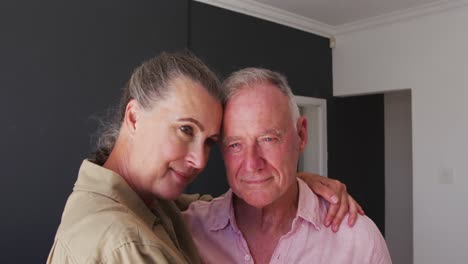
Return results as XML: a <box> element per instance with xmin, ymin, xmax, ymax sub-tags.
<box><xmin>234</xmin><ymin>181</ymin><xmax>299</xmax><ymax>231</ymax></box>
<box><xmin>233</xmin><ymin>181</ymin><xmax>299</xmax><ymax>263</ymax></box>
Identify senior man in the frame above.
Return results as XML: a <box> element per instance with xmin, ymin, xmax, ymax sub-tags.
<box><xmin>182</xmin><ymin>68</ymin><xmax>391</xmax><ymax>263</ymax></box>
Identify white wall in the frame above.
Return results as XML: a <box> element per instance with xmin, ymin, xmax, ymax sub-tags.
<box><xmin>385</xmin><ymin>90</ymin><xmax>413</xmax><ymax>264</ymax></box>
<box><xmin>334</xmin><ymin>6</ymin><xmax>468</xmax><ymax>264</ymax></box>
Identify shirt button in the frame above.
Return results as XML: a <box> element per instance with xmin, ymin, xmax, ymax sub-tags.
<box><xmin>244</xmin><ymin>254</ymin><xmax>251</xmax><ymax>261</ymax></box>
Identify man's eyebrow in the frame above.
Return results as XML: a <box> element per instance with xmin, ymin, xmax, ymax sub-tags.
<box><xmin>222</xmin><ymin>136</ymin><xmax>241</xmax><ymax>146</ymax></box>
<box><xmin>222</xmin><ymin>129</ymin><xmax>282</xmax><ymax>145</ymax></box>
<box><xmin>177</xmin><ymin>118</ymin><xmax>204</xmax><ymax>131</ymax></box>
<box><xmin>259</xmin><ymin>129</ymin><xmax>282</xmax><ymax>137</ymax></box>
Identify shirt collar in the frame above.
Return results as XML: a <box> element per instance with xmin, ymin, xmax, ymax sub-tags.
<box><xmin>296</xmin><ymin>178</ymin><xmax>322</xmax><ymax>230</ymax></box>
<box><xmin>207</xmin><ymin>189</ymin><xmax>239</xmax><ymax>232</ymax></box>
<box><xmin>207</xmin><ymin>178</ymin><xmax>322</xmax><ymax>232</ymax></box>
<box><xmin>73</xmin><ymin>159</ymin><xmax>158</xmax><ymax>228</ymax></box>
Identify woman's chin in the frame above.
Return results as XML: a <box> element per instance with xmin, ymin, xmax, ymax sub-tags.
<box><xmin>155</xmin><ymin>181</ymin><xmax>188</xmax><ymax>201</ymax></box>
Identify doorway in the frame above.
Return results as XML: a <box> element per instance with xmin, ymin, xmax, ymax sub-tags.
<box><xmin>295</xmin><ymin>96</ymin><xmax>328</xmax><ymax>176</ymax></box>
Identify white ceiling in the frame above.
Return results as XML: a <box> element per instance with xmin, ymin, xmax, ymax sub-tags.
<box><xmin>253</xmin><ymin>0</ymin><xmax>442</xmax><ymax>25</ymax></box>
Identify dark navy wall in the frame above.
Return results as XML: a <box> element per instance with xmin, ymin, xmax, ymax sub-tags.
<box><xmin>188</xmin><ymin>2</ymin><xmax>332</xmax><ymax>98</ymax></box>
<box><xmin>0</xmin><ymin>0</ymin><xmax>188</xmax><ymax>262</ymax></box>
<box><xmin>328</xmin><ymin>95</ymin><xmax>386</xmax><ymax>235</ymax></box>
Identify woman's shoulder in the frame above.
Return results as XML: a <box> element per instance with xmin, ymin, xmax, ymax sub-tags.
<box><xmin>52</xmin><ymin>191</ymin><xmax>175</xmax><ymax>263</ymax></box>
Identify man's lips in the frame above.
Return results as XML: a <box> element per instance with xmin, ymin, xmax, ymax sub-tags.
<box><xmin>241</xmin><ymin>177</ymin><xmax>273</xmax><ymax>185</ymax></box>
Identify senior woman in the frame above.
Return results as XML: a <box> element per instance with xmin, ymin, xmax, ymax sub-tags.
<box><xmin>47</xmin><ymin>52</ymin><xmax>362</xmax><ymax>263</ymax></box>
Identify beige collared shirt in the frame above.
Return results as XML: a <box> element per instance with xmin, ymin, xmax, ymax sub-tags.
<box><xmin>47</xmin><ymin>160</ymin><xmax>202</xmax><ymax>264</ymax></box>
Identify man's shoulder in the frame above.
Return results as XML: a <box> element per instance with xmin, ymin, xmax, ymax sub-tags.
<box><xmin>181</xmin><ymin>190</ymin><xmax>232</xmax><ymax>232</ymax></box>
<box><xmin>183</xmin><ymin>190</ymin><xmax>231</xmax><ymax>216</ymax></box>
<box><xmin>306</xmin><ymin>200</ymin><xmax>391</xmax><ymax>262</ymax></box>
<box><xmin>319</xmin><ymin>207</ymin><xmax>390</xmax><ymax>260</ymax></box>
<box><xmin>342</xmin><ymin>214</ymin><xmax>383</xmax><ymax>241</ymax></box>
<box><xmin>341</xmin><ymin>215</ymin><xmax>391</xmax><ymax>263</ymax></box>
<box><xmin>312</xmin><ymin>197</ymin><xmax>384</xmax><ymax>243</ymax></box>
<box><xmin>318</xmin><ymin>203</ymin><xmax>383</xmax><ymax>239</ymax></box>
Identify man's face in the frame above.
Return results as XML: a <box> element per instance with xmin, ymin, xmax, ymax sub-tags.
<box><xmin>221</xmin><ymin>82</ymin><xmax>307</xmax><ymax>208</ymax></box>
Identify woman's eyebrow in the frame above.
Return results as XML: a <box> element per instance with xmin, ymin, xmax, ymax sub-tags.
<box><xmin>177</xmin><ymin>117</ymin><xmax>204</xmax><ymax>131</ymax></box>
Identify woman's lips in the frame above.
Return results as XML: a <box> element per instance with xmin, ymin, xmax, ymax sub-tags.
<box><xmin>171</xmin><ymin>169</ymin><xmax>195</xmax><ymax>184</ymax></box>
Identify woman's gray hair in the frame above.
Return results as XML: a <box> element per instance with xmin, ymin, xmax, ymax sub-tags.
<box><xmin>90</xmin><ymin>51</ymin><xmax>223</xmax><ymax>165</ymax></box>
<box><xmin>222</xmin><ymin>67</ymin><xmax>300</xmax><ymax>123</ymax></box>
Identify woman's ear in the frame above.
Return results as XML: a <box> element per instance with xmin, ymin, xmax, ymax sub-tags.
<box><xmin>123</xmin><ymin>99</ymin><xmax>141</xmax><ymax>136</ymax></box>
<box><xmin>297</xmin><ymin>116</ymin><xmax>308</xmax><ymax>151</ymax></box>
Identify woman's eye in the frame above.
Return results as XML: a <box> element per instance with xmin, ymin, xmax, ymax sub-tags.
<box><xmin>205</xmin><ymin>138</ymin><xmax>217</xmax><ymax>147</ymax></box>
<box><xmin>180</xmin><ymin>125</ymin><xmax>194</xmax><ymax>136</ymax></box>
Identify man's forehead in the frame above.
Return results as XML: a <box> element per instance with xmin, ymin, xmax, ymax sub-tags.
<box><xmin>227</xmin><ymin>81</ymin><xmax>286</xmax><ymax>102</ymax></box>
<box><xmin>223</xmin><ymin>82</ymin><xmax>293</xmax><ymax>132</ymax></box>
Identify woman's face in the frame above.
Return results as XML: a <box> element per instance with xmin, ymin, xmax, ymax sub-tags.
<box><xmin>124</xmin><ymin>77</ymin><xmax>223</xmax><ymax>200</ymax></box>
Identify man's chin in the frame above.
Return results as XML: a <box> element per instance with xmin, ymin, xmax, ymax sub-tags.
<box><xmin>237</xmin><ymin>191</ymin><xmax>276</xmax><ymax>209</ymax></box>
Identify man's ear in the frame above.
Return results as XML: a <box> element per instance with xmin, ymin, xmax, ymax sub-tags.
<box><xmin>297</xmin><ymin>116</ymin><xmax>308</xmax><ymax>151</ymax></box>
<box><xmin>123</xmin><ymin>99</ymin><xmax>141</xmax><ymax>136</ymax></box>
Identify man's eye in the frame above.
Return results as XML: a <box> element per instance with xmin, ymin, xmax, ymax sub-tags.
<box><xmin>180</xmin><ymin>125</ymin><xmax>194</xmax><ymax>136</ymax></box>
<box><xmin>225</xmin><ymin>142</ymin><xmax>242</xmax><ymax>153</ymax></box>
<box><xmin>262</xmin><ymin>137</ymin><xmax>276</xmax><ymax>142</ymax></box>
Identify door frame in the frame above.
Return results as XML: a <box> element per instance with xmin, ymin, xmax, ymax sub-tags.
<box><xmin>294</xmin><ymin>95</ymin><xmax>328</xmax><ymax>176</ymax></box>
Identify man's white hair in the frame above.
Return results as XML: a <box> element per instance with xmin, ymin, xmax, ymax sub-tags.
<box><xmin>222</xmin><ymin>67</ymin><xmax>300</xmax><ymax>126</ymax></box>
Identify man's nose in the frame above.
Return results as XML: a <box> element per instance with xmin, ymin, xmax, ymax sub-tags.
<box><xmin>244</xmin><ymin>144</ymin><xmax>265</xmax><ymax>172</ymax></box>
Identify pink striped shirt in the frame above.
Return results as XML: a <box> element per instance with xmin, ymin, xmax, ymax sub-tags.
<box><xmin>182</xmin><ymin>179</ymin><xmax>391</xmax><ymax>263</ymax></box>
